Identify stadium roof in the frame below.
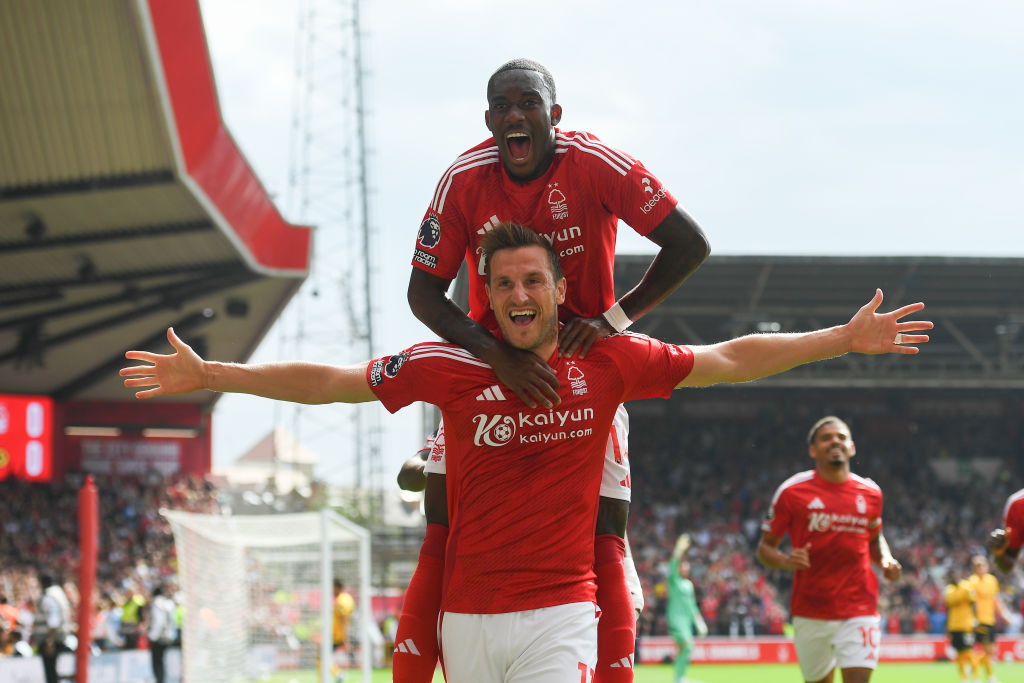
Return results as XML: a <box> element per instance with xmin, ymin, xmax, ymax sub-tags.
<box><xmin>0</xmin><ymin>1</ymin><xmax>312</xmax><ymax>404</ymax></box>
<box><xmin>617</xmin><ymin>254</ymin><xmax>1024</xmax><ymax>388</ymax></box>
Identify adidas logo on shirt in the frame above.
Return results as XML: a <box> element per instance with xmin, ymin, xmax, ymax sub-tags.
<box><xmin>476</xmin><ymin>385</ymin><xmax>506</xmax><ymax>401</ymax></box>
<box><xmin>394</xmin><ymin>638</ymin><xmax>420</xmax><ymax>655</ymax></box>
<box><xmin>807</xmin><ymin>497</ymin><xmax>825</xmax><ymax>510</ymax></box>
<box><xmin>476</xmin><ymin>215</ymin><xmax>502</xmax><ymax>235</ymax></box>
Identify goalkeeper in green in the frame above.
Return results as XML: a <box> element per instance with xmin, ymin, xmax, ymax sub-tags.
<box><xmin>667</xmin><ymin>534</ymin><xmax>708</xmax><ymax>683</ymax></box>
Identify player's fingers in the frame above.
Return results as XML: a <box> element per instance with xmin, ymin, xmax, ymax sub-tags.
<box><xmin>530</xmin><ymin>377</ymin><xmax>561</xmax><ymax>408</ymax></box>
<box><xmin>134</xmin><ymin>387</ymin><xmax>164</xmax><ymax>399</ymax></box>
<box><xmin>897</xmin><ymin>334</ymin><xmax>930</xmax><ymax>345</ymax></box>
<box><xmin>575</xmin><ymin>330</ymin><xmax>600</xmax><ymax>360</ymax></box>
<box><xmin>509</xmin><ymin>384</ymin><xmax>538</xmax><ymax>409</ymax></box>
<box><xmin>558</xmin><ymin>326</ymin><xmax>583</xmax><ymax>358</ymax></box>
<box><xmin>123</xmin><ymin>377</ymin><xmax>159</xmax><ymax>388</ymax></box>
<box><xmin>124</xmin><ymin>351</ymin><xmax>161</xmax><ymax>363</ymax></box>
<box><xmin>890</xmin><ymin>301</ymin><xmax>926</xmax><ymax>319</ymax></box>
<box><xmin>119</xmin><ymin>364</ymin><xmax>158</xmax><ymax>377</ymax></box>
<box><xmin>895</xmin><ymin>321</ymin><xmax>934</xmax><ymax>333</ymax></box>
<box><xmin>862</xmin><ymin>288</ymin><xmax>883</xmax><ymax>313</ymax></box>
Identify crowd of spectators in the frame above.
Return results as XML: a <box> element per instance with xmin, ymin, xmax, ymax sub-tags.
<box><xmin>627</xmin><ymin>390</ymin><xmax>1024</xmax><ymax>641</ymax></box>
<box><xmin>0</xmin><ymin>472</ymin><xmax>217</xmax><ymax>656</ymax></box>
<box><xmin>3</xmin><ymin>389</ymin><xmax>1023</xmax><ymax>660</ymax></box>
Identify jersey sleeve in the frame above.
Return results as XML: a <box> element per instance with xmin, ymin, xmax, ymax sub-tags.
<box><xmin>868</xmin><ymin>484</ymin><xmax>883</xmax><ymax>537</ymax></box>
<box><xmin>411</xmin><ymin>166</ymin><xmax>471</xmax><ymax>281</ymax></box>
<box><xmin>574</xmin><ymin>132</ymin><xmax>678</xmax><ymax>237</ymax></box>
<box><xmin>761</xmin><ymin>485</ymin><xmax>793</xmax><ymax>539</ymax></box>
<box><xmin>607</xmin><ymin>333</ymin><xmax>694</xmax><ymax>401</ymax></box>
<box><xmin>367</xmin><ymin>343</ymin><xmax>460</xmax><ymax>413</ymax></box>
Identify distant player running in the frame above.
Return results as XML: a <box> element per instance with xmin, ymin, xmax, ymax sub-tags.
<box><xmin>968</xmin><ymin>555</ymin><xmax>1006</xmax><ymax>683</ymax></box>
<box><xmin>756</xmin><ymin>417</ymin><xmax>902</xmax><ymax>683</ymax></box>
<box><xmin>945</xmin><ymin>567</ymin><xmax>979</xmax><ymax>683</ymax></box>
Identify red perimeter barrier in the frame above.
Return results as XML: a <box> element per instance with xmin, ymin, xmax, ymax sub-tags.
<box><xmin>637</xmin><ymin>635</ymin><xmax>1024</xmax><ymax>665</ymax></box>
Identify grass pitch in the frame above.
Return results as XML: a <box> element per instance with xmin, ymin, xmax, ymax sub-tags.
<box><xmin>267</xmin><ymin>660</ymin><xmax>1024</xmax><ymax>682</ymax></box>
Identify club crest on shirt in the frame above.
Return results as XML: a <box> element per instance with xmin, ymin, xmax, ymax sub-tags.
<box><xmin>418</xmin><ymin>214</ymin><xmax>441</xmax><ymax>248</ymax></box>
<box><xmin>856</xmin><ymin>494</ymin><xmax>867</xmax><ymax>514</ymax></box>
<box><xmin>430</xmin><ymin>429</ymin><xmax>445</xmax><ymax>462</ymax></box>
<box><xmin>566</xmin><ymin>362</ymin><xmax>588</xmax><ymax>396</ymax></box>
<box><xmin>547</xmin><ymin>182</ymin><xmax>568</xmax><ymax>220</ymax></box>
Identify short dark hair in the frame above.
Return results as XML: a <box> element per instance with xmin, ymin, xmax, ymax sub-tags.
<box><xmin>488</xmin><ymin>58</ymin><xmax>557</xmax><ymax>102</ymax></box>
<box><xmin>806</xmin><ymin>416</ymin><xmax>850</xmax><ymax>445</ymax></box>
<box><xmin>479</xmin><ymin>222</ymin><xmax>563</xmax><ymax>284</ymax></box>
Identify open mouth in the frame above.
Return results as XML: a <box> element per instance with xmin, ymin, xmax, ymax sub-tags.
<box><xmin>506</xmin><ymin>131</ymin><xmax>531</xmax><ymax>161</ymax></box>
<box><xmin>509</xmin><ymin>309</ymin><xmax>537</xmax><ymax>327</ymax></box>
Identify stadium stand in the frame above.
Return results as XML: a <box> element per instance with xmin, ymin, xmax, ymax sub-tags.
<box><xmin>614</xmin><ymin>252</ymin><xmax>1024</xmax><ymax>642</ymax></box>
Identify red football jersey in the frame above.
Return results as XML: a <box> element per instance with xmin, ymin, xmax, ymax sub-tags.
<box><xmin>762</xmin><ymin>470</ymin><xmax>884</xmax><ymax>620</ymax></box>
<box><xmin>369</xmin><ymin>333</ymin><xmax>694</xmax><ymax>613</ymax></box>
<box><xmin>1003</xmin><ymin>488</ymin><xmax>1024</xmax><ymax>552</ymax></box>
<box><xmin>411</xmin><ymin>129</ymin><xmax>679</xmax><ymax>329</ymax></box>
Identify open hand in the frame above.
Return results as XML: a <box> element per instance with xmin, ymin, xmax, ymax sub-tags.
<box><xmin>847</xmin><ymin>289</ymin><xmax>933</xmax><ymax>354</ymax></box>
<box><xmin>483</xmin><ymin>341</ymin><xmax>560</xmax><ymax>408</ymax></box>
<box><xmin>120</xmin><ymin>328</ymin><xmax>205</xmax><ymax>399</ymax></box>
<box><xmin>558</xmin><ymin>315</ymin><xmax>615</xmax><ymax>359</ymax></box>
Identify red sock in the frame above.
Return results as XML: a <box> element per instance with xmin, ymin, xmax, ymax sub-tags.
<box><xmin>392</xmin><ymin>523</ymin><xmax>448</xmax><ymax>683</ymax></box>
<box><xmin>594</xmin><ymin>534</ymin><xmax>634</xmax><ymax>683</ymax></box>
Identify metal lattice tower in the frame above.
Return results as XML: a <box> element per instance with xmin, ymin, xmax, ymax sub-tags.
<box><xmin>276</xmin><ymin>0</ymin><xmax>382</xmax><ymax>521</ymax></box>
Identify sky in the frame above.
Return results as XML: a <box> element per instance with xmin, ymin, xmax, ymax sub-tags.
<box><xmin>195</xmin><ymin>0</ymin><xmax>1022</xmax><ymax>488</ymax></box>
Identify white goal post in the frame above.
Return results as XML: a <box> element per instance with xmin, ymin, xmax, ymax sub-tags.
<box><xmin>163</xmin><ymin>509</ymin><xmax>373</xmax><ymax>683</ymax></box>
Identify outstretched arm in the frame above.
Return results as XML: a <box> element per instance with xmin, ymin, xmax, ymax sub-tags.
<box><xmin>559</xmin><ymin>207</ymin><xmax>709</xmax><ymax>358</ymax></box>
<box><xmin>408</xmin><ymin>268</ymin><xmax>560</xmax><ymax>408</ymax></box>
<box><xmin>679</xmin><ymin>289</ymin><xmax>933</xmax><ymax>388</ymax></box>
<box><xmin>120</xmin><ymin>328</ymin><xmax>376</xmax><ymax>404</ymax></box>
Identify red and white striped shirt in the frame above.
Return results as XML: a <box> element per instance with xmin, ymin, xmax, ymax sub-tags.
<box><xmin>411</xmin><ymin>129</ymin><xmax>679</xmax><ymax>330</ymax></box>
<box><xmin>369</xmin><ymin>333</ymin><xmax>693</xmax><ymax>613</ymax></box>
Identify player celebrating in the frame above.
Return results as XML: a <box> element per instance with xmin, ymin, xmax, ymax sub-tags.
<box><xmin>400</xmin><ymin>57</ymin><xmax>710</xmax><ymax>682</ymax></box>
<box><xmin>122</xmin><ymin>223</ymin><xmax>931</xmax><ymax>683</ymax></box>
<box><xmin>756</xmin><ymin>417</ymin><xmax>903</xmax><ymax>683</ymax></box>
<box><xmin>945</xmin><ymin>567</ymin><xmax>979</xmax><ymax>683</ymax></box>
<box><xmin>969</xmin><ymin>555</ymin><xmax>1006</xmax><ymax>683</ymax></box>
<box><xmin>987</xmin><ymin>487</ymin><xmax>1024</xmax><ymax>572</ymax></box>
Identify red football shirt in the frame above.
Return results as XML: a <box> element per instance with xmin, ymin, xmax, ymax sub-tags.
<box><xmin>369</xmin><ymin>333</ymin><xmax>693</xmax><ymax>613</ymax></box>
<box><xmin>411</xmin><ymin>129</ymin><xmax>679</xmax><ymax>329</ymax></box>
<box><xmin>1003</xmin><ymin>488</ymin><xmax>1024</xmax><ymax>552</ymax></box>
<box><xmin>761</xmin><ymin>470</ymin><xmax>884</xmax><ymax>620</ymax></box>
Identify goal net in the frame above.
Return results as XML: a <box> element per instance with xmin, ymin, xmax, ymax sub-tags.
<box><xmin>163</xmin><ymin>509</ymin><xmax>373</xmax><ymax>683</ymax></box>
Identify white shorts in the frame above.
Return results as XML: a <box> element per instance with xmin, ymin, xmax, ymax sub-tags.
<box><xmin>440</xmin><ymin>602</ymin><xmax>598</xmax><ymax>683</ymax></box>
<box><xmin>792</xmin><ymin>615</ymin><xmax>881</xmax><ymax>682</ymax></box>
<box><xmin>424</xmin><ymin>404</ymin><xmax>632</xmax><ymax>502</ymax></box>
